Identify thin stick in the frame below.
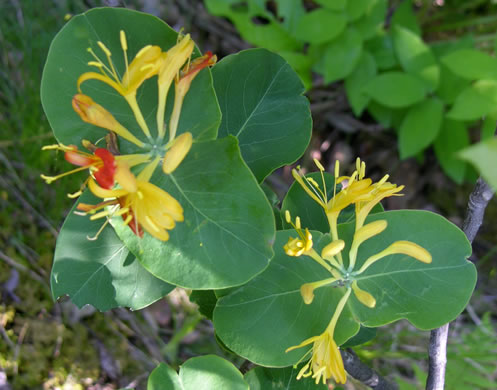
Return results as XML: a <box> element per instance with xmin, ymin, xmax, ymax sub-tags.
<box><xmin>426</xmin><ymin>177</ymin><xmax>494</xmax><ymax>390</ymax></box>
<box><xmin>341</xmin><ymin>349</ymin><xmax>398</xmax><ymax>390</ymax></box>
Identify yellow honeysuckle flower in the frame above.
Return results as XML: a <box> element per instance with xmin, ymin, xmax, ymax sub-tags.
<box><xmin>286</xmin><ymin>288</ymin><xmax>351</xmax><ymax>385</ymax></box>
<box><xmin>284</xmin><ymin>210</ymin><xmax>313</xmax><ymax>257</ymax></box>
<box><xmin>300</xmin><ymin>277</ymin><xmax>339</xmax><ymax>305</ymax></box>
<box><xmin>72</xmin><ymin>94</ymin><xmax>145</xmax><ymax>148</ymax></box>
<box><xmin>156</xmin><ymin>34</ymin><xmax>194</xmax><ymax>138</ymax></box>
<box><xmin>167</xmin><ymin>51</ymin><xmax>217</xmax><ymax>142</ymax></box>
<box><xmin>77</xmin><ymin>30</ymin><xmax>162</xmax><ymax>139</ymax></box>
<box><xmin>163</xmin><ymin>132</ymin><xmax>193</xmax><ymax>174</ymax></box>
<box><xmin>348</xmin><ymin>220</ymin><xmax>388</xmax><ymax>271</ymax></box>
<box><xmin>81</xmin><ymin>158</ymin><xmax>183</xmax><ymax>241</ymax></box>
<box><xmin>351</xmin><ymin>280</ymin><xmax>376</xmax><ymax>308</ymax></box>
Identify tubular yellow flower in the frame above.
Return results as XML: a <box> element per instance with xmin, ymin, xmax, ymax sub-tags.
<box><xmin>77</xmin><ymin>31</ymin><xmax>162</xmax><ymax>139</ymax></box>
<box><xmin>300</xmin><ymin>277</ymin><xmax>338</xmax><ymax>305</ymax></box>
<box><xmin>320</xmin><ymin>240</ymin><xmax>345</xmax><ymax>270</ymax></box>
<box><xmin>357</xmin><ymin>240</ymin><xmax>432</xmax><ymax>275</ymax></box>
<box><xmin>286</xmin><ymin>288</ymin><xmax>351</xmax><ymax>385</ymax></box>
<box><xmin>83</xmin><ymin>158</ymin><xmax>184</xmax><ymax>241</ymax></box>
<box><xmin>72</xmin><ymin>94</ymin><xmax>145</xmax><ymax>147</ymax></box>
<box><xmin>163</xmin><ymin>132</ymin><xmax>193</xmax><ymax>174</ymax></box>
<box><xmin>156</xmin><ymin>34</ymin><xmax>194</xmax><ymax>138</ymax></box>
<box><xmin>348</xmin><ymin>220</ymin><xmax>388</xmax><ymax>271</ymax></box>
<box><xmin>351</xmin><ymin>280</ymin><xmax>376</xmax><ymax>308</ymax></box>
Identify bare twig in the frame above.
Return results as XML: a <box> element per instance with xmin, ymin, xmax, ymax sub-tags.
<box><xmin>342</xmin><ymin>349</ymin><xmax>399</xmax><ymax>390</ymax></box>
<box><xmin>426</xmin><ymin>177</ymin><xmax>494</xmax><ymax>390</ymax></box>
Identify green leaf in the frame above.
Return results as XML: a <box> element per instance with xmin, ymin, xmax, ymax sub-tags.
<box><xmin>148</xmin><ymin>356</ymin><xmax>248</xmax><ymax>390</ymax></box>
<box><xmin>213</xmin><ymin>49</ymin><xmax>312</xmax><ymax>182</ymax></box>
<box><xmin>189</xmin><ymin>290</ymin><xmax>217</xmax><ymax>320</ymax></box>
<box><xmin>112</xmin><ymin>137</ymin><xmax>275</xmax><ymax>289</ymax></box>
<box><xmin>314</xmin><ymin>0</ymin><xmax>347</xmax><ymax>11</ymax></box>
<box><xmin>399</xmin><ymin>98</ymin><xmax>444</xmax><ymax>159</ymax></box>
<box><xmin>367</xmin><ymin>102</ymin><xmax>405</xmax><ymax>129</ymax></box>
<box><xmin>391</xmin><ymin>0</ymin><xmax>421</xmax><ymax>35</ymax></box>
<box><xmin>441</xmin><ymin>49</ymin><xmax>497</xmax><ymax>80</ymax></box>
<box><xmin>364</xmin><ymin>72</ymin><xmax>426</xmax><ymax>108</ymax></box>
<box><xmin>346</xmin><ymin>0</ymin><xmax>370</xmax><ymax>22</ymax></box>
<box><xmin>341</xmin><ymin>326</ymin><xmax>377</xmax><ymax>348</ymax></box>
<box><xmin>213</xmin><ymin>231</ymin><xmax>360</xmax><ymax>367</ymax></box>
<box><xmin>294</xmin><ymin>9</ymin><xmax>347</xmax><ymax>44</ymax></box>
<box><xmin>277</xmin><ymin>51</ymin><xmax>313</xmax><ymax>90</ymax></box>
<box><xmin>481</xmin><ymin>113</ymin><xmax>497</xmax><ymax>141</ymax></box>
<box><xmin>459</xmin><ymin>137</ymin><xmax>497</xmax><ymax>190</ymax></box>
<box><xmin>41</xmin><ymin>8</ymin><xmax>220</xmax><ymax>153</ymax></box>
<box><xmin>393</xmin><ymin>26</ymin><xmax>439</xmax><ymax>92</ymax></box>
<box><xmin>447</xmin><ymin>80</ymin><xmax>497</xmax><ymax>121</ymax></box>
<box><xmin>323</xmin><ymin>27</ymin><xmax>363</xmax><ymax>84</ymax></box>
<box><xmin>345</xmin><ymin>51</ymin><xmax>377</xmax><ymax>116</ymax></box>
<box><xmin>274</xmin><ymin>0</ymin><xmax>306</xmax><ymax>36</ymax></box>
<box><xmin>245</xmin><ymin>365</ymin><xmax>327</xmax><ymax>389</ymax></box>
<box><xmin>51</xmin><ymin>191</ymin><xmax>173</xmax><ymax>311</ymax></box>
<box><xmin>437</xmin><ymin>64</ymin><xmax>471</xmax><ymax>105</ymax></box>
<box><xmin>205</xmin><ymin>0</ymin><xmax>300</xmax><ymax>51</ymax></box>
<box><xmin>352</xmin><ymin>0</ymin><xmax>388</xmax><ymax>40</ymax></box>
<box><xmin>434</xmin><ymin>119</ymin><xmax>469</xmax><ymax>184</ymax></box>
<box><xmin>365</xmin><ymin>32</ymin><xmax>398</xmax><ymax>70</ymax></box>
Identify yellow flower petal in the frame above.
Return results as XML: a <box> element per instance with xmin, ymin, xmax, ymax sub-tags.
<box><xmin>163</xmin><ymin>132</ymin><xmax>193</xmax><ymax>174</ymax></box>
<box><xmin>351</xmin><ymin>280</ymin><xmax>376</xmax><ymax>308</ymax></box>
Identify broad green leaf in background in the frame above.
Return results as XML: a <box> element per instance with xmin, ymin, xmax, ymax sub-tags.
<box><xmin>205</xmin><ymin>0</ymin><xmax>300</xmax><ymax>51</ymax></box>
<box><xmin>341</xmin><ymin>326</ymin><xmax>377</xmax><ymax>348</ymax></box>
<box><xmin>277</xmin><ymin>51</ymin><xmax>313</xmax><ymax>90</ymax></box>
<box><xmin>41</xmin><ymin>8</ymin><xmax>220</xmax><ymax>154</ymax></box>
<box><xmin>399</xmin><ymin>98</ymin><xmax>444</xmax><ymax>159</ymax></box>
<box><xmin>294</xmin><ymin>8</ymin><xmax>347</xmax><ymax>45</ymax></box>
<box><xmin>393</xmin><ymin>26</ymin><xmax>439</xmax><ymax>92</ymax></box>
<box><xmin>481</xmin><ymin>113</ymin><xmax>497</xmax><ymax>141</ymax></box>
<box><xmin>447</xmin><ymin>80</ymin><xmax>497</xmax><ymax>121</ymax></box>
<box><xmin>213</xmin><ymin>231</ymin><xmax>360</xmax><ymax>367</ymax></box>
<box><xmin>345</xmin><ymin>51</ymin><xmax>377</xmax><ymax>116</ymax></box>
<box><xmin>364</xmin><ymin>33</ymin><xmax>398</xmax><ymax>70</ymax></box>
<box><xmin>352</xmin><ymin>0</ymin><xmax>388</xmax><ymax>40</ymax></box>
<box><xmin>364</xmin><ymin>72</ymin><xmax>426</xmax><ymax>108</ymax></box>
<box><xmin>434</xmin><ymin>119</ymin><xmax>469</xmax><ymax>184</ymax></box>
<box><xmin>213</xmin><ymin>49</ymin><xmax>312</xmax><ymax>182</ymax></box>
<box><xmin>367</xmin><ymin>102</ymin><xmax>406</xmax><ymax>129</ymax></box>
<box><xmin>147</xmin><ymin>356</ymin><xmax>248</xmax><ymax>390</ymax></box>
<box><xmin>391</xmin><ymin>0</ymin><xmax>421</xmax><ymax>35</ymax></box>
<box><xmin>315</xmin><ymin>0</ymin><xmax>347</xmax><ymax>11</ymax></box>
<box><xmin>245</xmin><ymin>365</ymin><xmax>327</xmax><ymax>389</ymax></box>
<box><xmin>112</xmin><ymin>137</ymin><xmax>275</xmax><ymax>289</ymax></box>
<box><xmin>346</xmin><ymin>0</ymin><xmax>370</xmax><ymax>22</ymax></box>
<box><xmin>274</xmin><ymin>0</ymin><xmax>306</xmax><ymax>37</ymax></box>
<box><xmin>189</xmin><ymin>290</ymin><xmax>217</xmax><ymax>320</ymax></box>
<box><xmin>437</xmin><ymin>64</ymin><xmax>471</xmax><ymax>105</ymax></box>
<box><xmin>459</xmin><ymin>137</ymin><xmax>497</xmax><ymax>191</ymax></box>
<box><xmin>51</xmin><ymin>191</ymin><xmax>174</xmax><ymax>311</ymax></box>
<box><xmin>323</xmin><ymin>27</ymin><xmax>363</xmax><ymax>84</ymax></box>
<box><xmin>214</xmin><ymin>211</ymin><xmax>475</xmax><ymax>366</ymax></box>
<box><xmin>441</xmin><ymin>49</ymin><xmax>497</xmax><ymax>80</ymax></box>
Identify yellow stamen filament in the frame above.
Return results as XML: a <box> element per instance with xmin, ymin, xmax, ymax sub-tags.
<box><xmin>40</xmin><ymin>165</ymin><xmax>90</xmax><ymax>183</ymax></box>
<box><xmin>351</xmin><ymin>280</ymin><xmax>376</xmax><ymax>308</ymax></box>
<box><xmin>357</xmin><ymin>240</ymin><xmax>432</xmax><ymax>274</ymax></box>
<box><xmin>314</xmin><ymin>158</ymin><xmax>325</xmax><ymax>171</ymax></box>
<box><xmin>348</xmin><ymin>220</ymin><xmax>388</xmax><ymax>271</ymax></box>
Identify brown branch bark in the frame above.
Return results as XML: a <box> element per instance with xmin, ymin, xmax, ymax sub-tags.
<box><xmin>425</xmin><ymin>177</ymin><xmax>494</xmax><ymax>390</ymax></box>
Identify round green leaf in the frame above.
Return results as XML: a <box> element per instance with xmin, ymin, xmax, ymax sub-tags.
<box><xmin>213</xmin><ymin>231</ymin><xmax>360</xmax><ymax>367</ymax></box>
<box><xmin>41</xmin><ymin>8</ymin><xmax>220</xmax><ymax>154</ymax></box>
<box><xmin>112</xmin><ymin>137</ymin><xmax>275</xmax><ymax>289</ymax></box>
<box><xmin>459</xmin><ymin>137</ymin><xmax>497</xmax><ymax>191</ymax></box>
<box><xmin>399</xmin><ymin>98</ymin><xmax>444</xmax><ymax>159</ymax></box>
<box><xmin>148</xmin><ymin>356</ymin><xmax>248</xmax><ymax>390</ymax></box>
<box><xmin>51</xmin><ymin>191</ymin><xmax>174</xmax><ymax>311</ymax></box>
<box><xmin>393</xmin><ymin>26</ymin><xmax>439</xmax><ymax>92</ymax></box>
<box><xmin>441</xmin><ymin>49</ymin><xmax>497</xmax><ymax>80</ymax></box>
<box><xmin>213</xmin><ymin>49</ymin><xmax>311</xmax><ymax>182</ymax></box>
<box><xmin>245</xmin><ymin>365</ymin><xmax>327</xmax><ymax>389</ymax></box>
<box><xmin>364</xmin><ymin>72</ymin><xmax>426</xmax><ymax>108</ymax></box>
<box><xmin>340</xmin><ymin>210</ymin><xmax>475</xmax><ymax>329</ymax></box>
<box><xmin>345</xmin><ymin>51</ymin><xmax>377</xmax><ymax>116</ymax></box>
<box><xmin>295</xmin><ymin>9</ymin><xmax>347</xmax><ymax>44</ymax></box>
<box><xmin>434</xmin><ymin>119</ymin><xmax>469</xmax><ymax>184</ymax></box>
<box><xmin>323</xmin><ymin>27</ymin><xmax>363</xmax><ymax>84</ymax></box>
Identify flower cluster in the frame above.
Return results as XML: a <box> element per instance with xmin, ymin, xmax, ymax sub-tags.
<box><xmin>285</xmin><ymin>158</ymin><xmax>432</xmax><ymax>385</ymax></box>
<box><xmin>41</xmin><ymin>31</ymin><xmax>216</xmax><ymax>241</ymax></box>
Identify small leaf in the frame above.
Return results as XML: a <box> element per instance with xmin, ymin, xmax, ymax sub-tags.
<box><xmin>323</xmin><ymin>27</ymin><xmax>363</xmax><ymax>84</ymax></box>
<box><xmin>352</xmin><ymin>0</ymin><xmax>388</xmax><ymax>40</ymax></box>
<box><xmin>245</xmin><ymin>365</ymin><xmax>327</xmax><ymax>389</ymax></box>
<box><xmin>189</xmin><ymin>290</ymin><xmax>217</xmax><ymax>320</ymax></box>
<box><xmin>112</xmin><ymin>137</ymin><xmax>275</xmax><ymax>289</ymax></box>
<box><xmin>434</xmin><ymin>119</ymin><xmax>469</xmax><ymax>184</ymax></box>
<box><xmin>346</xmin><ymin>0</ymin><xmax>370</xmax><ymax>22</ymax></box>
<box><xmin>295</xmin><ymin>9</ymin><xmax>347</xmax><ymax>44</ymax></box>
<box><xmin>51</xmin><ymin>191</ymin><xmax>173</xmax><ymax>311</ymax></box>
<box><xmin>437</xmin><ymin>64</ymin><xmax>471</xmax><ymax>105</ymax></box>
<box><xmin>365</xmin><ymin>32</ymin><xmax>398</xmax><ymax>70</ymax></box>
<box><xmin>399</xmin><ymin>98</ymin><xmax>444</xmax><ymax>159</ymax></box>
<box><xmin>481</xmin><ymin>113</ymin><xmax>497</xmax><ymax>141</ymax></box>
<box><xmin>341</xmin><ymin>326</ymin><xmax>377</xmax><ymax>348</ymax></box>
<box><xmin>314</xmin><ymin>0</ymin><xmax>347</xmax><ymax>11</ymax></box>
<box><xmin>447</xmin><ymin>80</ymin><xmax>497</xmax><ymax>121</ymax></box>
<box><xmin>393</xmin><ymin>26</ymin><xmax>439</xmax><ymax>91</ymax></box>
<box><xmin>459</xmin><ymin>136</ymin><xmax>497</xmax><ymax>190</ymax></box>
<box><xmin>391</xmin><ymin>0</ymin><xmax>421</xmax><ymax>35</ymax></box>
<box><xmin>345</xmin><ymin>51</ymin><xmax>377</xmax><ymax>116</ymax></box>
<box><xmin>441</xmin><ymin>49</ymin><xmax>497</xmax><ymax>80</ymax></box>
<box><xmin>364</xmin><ymin>72</ymin><xmax>426</xmax><ymax>108</ymax></box>
<box><xmin>148</xmin><ymin>363</ymin><xmax>181</xmax><ymax>390</ymax></box>
<box><xmin>213</xmin><ymin>49</ymin><xmax>312</xmax><ymax>182</ymax></box>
